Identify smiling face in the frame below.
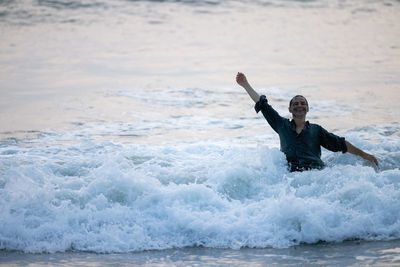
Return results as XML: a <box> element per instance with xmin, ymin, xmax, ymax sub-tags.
<box><xmin>289</xmin><ymin>95</ymin><xmax>309</xmax><ymax>119</ymax></box>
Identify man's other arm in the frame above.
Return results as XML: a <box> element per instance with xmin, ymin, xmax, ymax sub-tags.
<box><xmin>345</xmin><ymin>141</ymin><xmax>379</xmax><ymax>166</ymax></box>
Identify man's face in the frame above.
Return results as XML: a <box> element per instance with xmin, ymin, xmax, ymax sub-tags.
<box><xmin>289</xmin><ymin>96</ymin><xmax>309</xmax><ymax>118</ymax></box>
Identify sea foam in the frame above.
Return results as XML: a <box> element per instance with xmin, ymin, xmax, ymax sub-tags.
<box><xmin>0</xmin><ymin>128</ymin><xmax>399</xmax><ymax>253</ymax></box>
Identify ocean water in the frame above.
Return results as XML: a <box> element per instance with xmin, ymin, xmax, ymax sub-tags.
<box><xmin>1</xmin><ymin>0</ymin><xmax>400</xmax><ymax>254</ymax></box>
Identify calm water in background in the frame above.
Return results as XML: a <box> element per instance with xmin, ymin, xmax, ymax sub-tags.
<box><xmin>1</xmin><ymin>0</ymin><xmax>400</xmax><ymax>258</ymax></box>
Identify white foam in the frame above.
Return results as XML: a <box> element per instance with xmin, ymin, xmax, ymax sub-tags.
<box><xmin>0</xmin><ymin>126</ymin><xmax>399</xmax><ymax>253</ymax></box>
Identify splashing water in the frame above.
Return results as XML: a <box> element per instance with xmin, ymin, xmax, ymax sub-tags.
<box><xmin>0</xmin><ymin>123</ymin><xmax>399</xmax><ymax>253</ymax></box>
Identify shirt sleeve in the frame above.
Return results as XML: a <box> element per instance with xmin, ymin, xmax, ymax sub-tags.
<box><xmin>319</xmin><ymin>126</ymin><xmax>347</xmax><ymax>153</ymax></box>
<box><xmin>254</xmin><ymin>95</ymin><xmax>286</xmax><ymax>133</ymax></box>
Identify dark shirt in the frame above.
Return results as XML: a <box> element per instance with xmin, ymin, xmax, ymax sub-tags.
<box><xmin>255</xmin><ymin>95</ymin><xmax>347</xmax><ymax>172</ymax></box>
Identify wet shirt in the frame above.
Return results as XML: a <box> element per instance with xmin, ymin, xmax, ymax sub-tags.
<box><xmin>255</xmin><ymin>95</ymin><xmax>347</xmax><ymax>171</ymax></box>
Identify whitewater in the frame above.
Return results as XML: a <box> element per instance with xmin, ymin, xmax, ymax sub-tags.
<box><xmin>1</xmin><ymin>122</ymin><xmax>399</xmax><ymax>253</ymax></box>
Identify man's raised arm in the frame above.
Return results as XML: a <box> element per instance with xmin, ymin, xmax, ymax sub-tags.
<box><xmin>236</xmin><ymin>72</ymin><xmax>260</xmax><ymax>103</ymax></box>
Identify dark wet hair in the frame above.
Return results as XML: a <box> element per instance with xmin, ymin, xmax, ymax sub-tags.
<box><xmin>289</xmin><ymin>95</ymin><xmax>308</xmax><ymax>107</ymax></box>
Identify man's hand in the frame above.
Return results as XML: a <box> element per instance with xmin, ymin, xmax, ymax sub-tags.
<box><xmin>236</xmin><ymin>72</ymin><xmax>249</xmax><ymax>87</ymax></box>
<box><xmin>362</xmin><ymin>152</ymin><xmax>379</xmax><ymax>166</ymax></box>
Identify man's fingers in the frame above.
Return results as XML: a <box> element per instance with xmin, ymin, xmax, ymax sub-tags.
<box><xmin>236</xmin><ymin>72</ymin><xmax>246</xmax><ymax>84</ymax></box>
<box><xmin>368</xmin><ymin>155</ymin><xmax>379</xmax><ymax>166</ymax></box>
<box><xmin>236</xmin><ymin>73</ymin><xmax>243</xmax><ymax>84</ymax></box>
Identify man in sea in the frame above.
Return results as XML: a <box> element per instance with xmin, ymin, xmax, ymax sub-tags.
<box><xmin>236</xmin><ymin>72</ymin><xmax>379</xmax><ymax>172</ymax></box>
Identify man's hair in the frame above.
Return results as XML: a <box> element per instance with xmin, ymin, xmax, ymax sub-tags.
<box><xmin>289</xmin><ymin>95</ymin><xmax>308</xmax><ymax>107</ymax></box>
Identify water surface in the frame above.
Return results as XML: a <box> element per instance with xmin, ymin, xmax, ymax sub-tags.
<box><xmin>0</xmin><ymin>0</ymin><xmax>399</xmax><ymax>254</ymax></box>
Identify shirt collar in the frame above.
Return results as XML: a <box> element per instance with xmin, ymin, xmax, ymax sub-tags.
<box><xmin>290</xmin><ymin>120</ymin><xmax>310</xmax><ymax>131</ymax></box>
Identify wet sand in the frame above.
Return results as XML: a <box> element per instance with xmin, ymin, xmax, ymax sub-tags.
<box><xmin>1</xmin><ymin>239</ymin><xmax>400</xmax><ymax>266</ymax></box>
